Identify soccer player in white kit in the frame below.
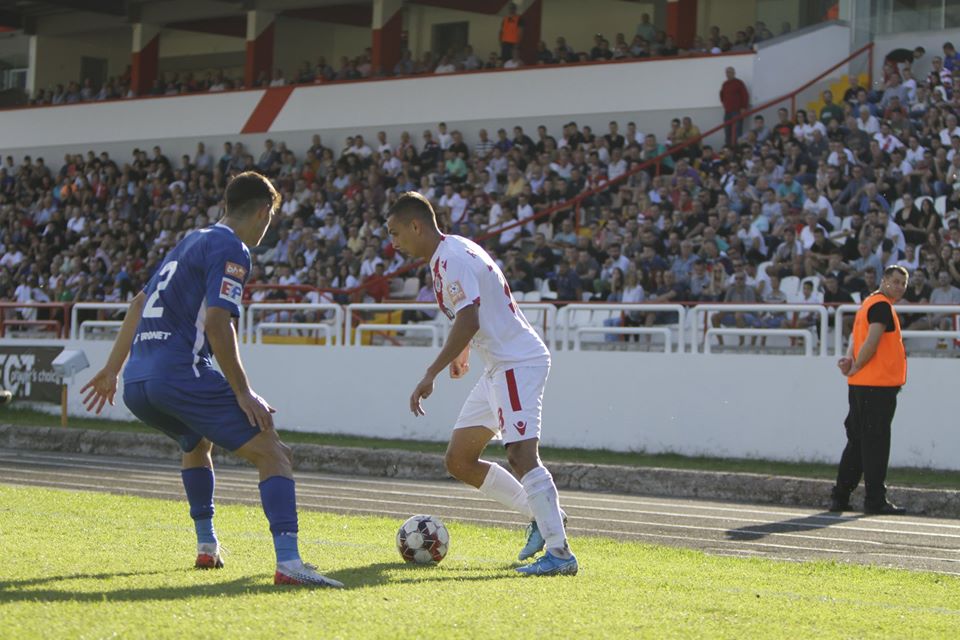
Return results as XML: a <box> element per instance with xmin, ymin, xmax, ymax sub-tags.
<box><xmin>386</xmin><ymin>192</ymin><xmax>577</xmax><ymax>576</ymax></box>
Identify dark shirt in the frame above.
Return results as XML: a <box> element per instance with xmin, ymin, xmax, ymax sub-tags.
<box><xmin>902</xmin><ymin>284</ymin><xmax>932</xmax><ymax>303</ymax></box>
<box><xmin>866</xmin><ymin>298</ymin><xmax>896</xmax><ymax>332</ymax></box>
<box><xmin>823</xmin><ymin>288</ymin><xmax>853</xmax><ymax>304</ymax></box>
<box><xmin>552</xmin><ymin>269</ymin><xmax>582</xmax><ymax>300</ymax></box>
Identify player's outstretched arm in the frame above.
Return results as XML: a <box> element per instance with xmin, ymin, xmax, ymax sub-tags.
<box><xmin>82</xmin><ymin>291</ymin><xmax>146</xmax><ymax>414</ymax></box>
<box><xmin>411</xmin><ymin>304</ymin><xmax>479</xmax><ymax>416</ymax></box>
<box><xmin>205</xmin><ymin>306</ymin><xmax>276</xmax><ymax>431</ymax></box>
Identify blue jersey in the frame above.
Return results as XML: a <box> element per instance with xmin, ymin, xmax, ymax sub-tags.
<box><xmin>124</xmin><ymin>224</ymin><xmax>250</xmax><ymax>384</ymax></box>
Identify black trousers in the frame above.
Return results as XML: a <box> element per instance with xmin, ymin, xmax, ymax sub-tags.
<box><xmin>834</xmin><ymin>385</ymin><xmax>899</xmax><ymax>504</ymax></box>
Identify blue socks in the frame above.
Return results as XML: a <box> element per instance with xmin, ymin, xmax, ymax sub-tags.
<box><xmin>181</xmin><ymin>467</ymin><xmax>217</xmax><ymax>545</ymax></box>
<box><xmin>259</xmin><ymin>476</ymin><xmax>301</xmax><ymax>564</ymax></box>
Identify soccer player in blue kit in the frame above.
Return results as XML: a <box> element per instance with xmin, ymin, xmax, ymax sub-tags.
<box><xmin>81</xmin><ymin>171</ymin><xmax>342</xmax><ymax>588</ymax></box>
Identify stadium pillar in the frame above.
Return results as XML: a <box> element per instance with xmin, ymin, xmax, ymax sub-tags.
<box><xmin>131</xmin><ymin>23</ymin><xmax>160</xmax><ymax>97</ymax></box>
<box><xmin>371</xmin><ymin>0</ymin><xmax>403</xmax><ymax>76</ymax></box>
<box><xmin>518</xmin><ymin>0</ymin><xmax>542</xmax><ymax>65</ymax></box>
<box><xmin>245</xmin><ymin>10</ymin><xmax>275</xmax><ymax>89</ymax></box>
<box><xmin>666</xmin><ymin>0</ymin><xmax>696</xmax><ymax>49</ymax></box>
<box><xmin>26</xmin><ymin>34</ymin><xmax>37</xmax><ymax>95</ymax></box>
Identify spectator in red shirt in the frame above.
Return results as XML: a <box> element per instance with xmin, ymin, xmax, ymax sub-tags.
<box><xmin>720</xmin><ymin>66</ymin><xmax>750</xmax><ymax>147</ymax></box>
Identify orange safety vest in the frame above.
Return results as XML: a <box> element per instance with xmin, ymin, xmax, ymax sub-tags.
<box><xmin>501</xmin><ymin>15</ymin><xmax>521</xmax><ymax>44</ymax></box>
<box><xmin>848</xmin><ymin>292</ymin><xmax>906</xmax><ymax>387</ymax></box>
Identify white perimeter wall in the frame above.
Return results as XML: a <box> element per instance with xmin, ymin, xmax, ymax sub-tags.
<box><xmin>752</xmin><ymin>22</ymin><xmax>852</xmax><ymax>104</ymax></box>
<box><xmin>16</xmin><ymin>339</ymin><xmax>958</xmax><ymax>471</ymax></box>
<box><xmin>0</xmin><ymin>53</ymin><xmax>753</xmax><ymax>166</ymax></box>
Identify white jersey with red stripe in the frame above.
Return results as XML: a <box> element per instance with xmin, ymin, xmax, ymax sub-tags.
<box><xmin>430</xmin><ymin>235</ymin><xmax>550</xmax><ymax>373</ymax></box>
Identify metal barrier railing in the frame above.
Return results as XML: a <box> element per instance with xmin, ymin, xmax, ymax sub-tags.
<box><xmin>255</xmin><ymin>322</ymin><xmax>333</xmax><ymax>344</ymax></box>
<box><xmin>354</xmin><ymin>323</ymin><xmax>440</xmax><ymax>347</ymax></box>
<box><xmin>245</xmin><ymin>303</ymin><xmax>343</xmax><ymax>345</ymax></box>
<box><xmin>78</xmin><ymin>320</ymin><xmax>124</xmax><ymax>340</ymax></box>
<box><xmin>345</xmin><ymin>303</ymin><xmax>445</xmax><ymax>347</ymax></box>
<box><xmin>557</xmin><ymin>304</ymin><xmax>685</xmax><ymax>352</ymax></box>
<box><xmin>573</xmin><ymin>326</ymin><xmax>673</xmax><ymax>352</ymax></box>
<box><xmin>691</xmin><ymin>304</ymin><xmax>829</xmax><ymax>356</ymax></box>
<box><xmin>52</xmin><ymin>300</ymin><xmax>960</xmax><ymax>358</ymax></box>
<box><xmin>704</xmin><ymin>328</ymin><xmax>815</xmax><ymax>356</ymax></box>
<box><xmin>69</xmin><ymin>303</ymin><xmax>129</xmax><ymax>340</ymax></box>
<box><xmin>835</xmin><ymin>303</ymin><xmax>960</xmax><ymax>355</ymax></box>
<box><xmin>518</xmin><ymin>302</ymin><xmax>559</xmax><ymax>349</ymax></box>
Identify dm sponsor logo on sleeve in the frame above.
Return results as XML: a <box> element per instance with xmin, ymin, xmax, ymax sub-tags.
<box><xmin>225</xmin><ymin>261</ymin><xmax>247</xmax><ymax>280</ymax></box>
<box><xmin>219</xmin><ymin>277</ymin><xmax>243</xmax><ymax>306</ymax></box>
<box><xmin>447</xmin><ymin>280</ymin><xmax>466</xmax><ymax>305</ymax></box>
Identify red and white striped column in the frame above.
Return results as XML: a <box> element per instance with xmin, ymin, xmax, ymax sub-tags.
<box><xmin>245</xmin><ymin>10</ymin><xmax>275</xmax><ymax>89</ymax></box>
<box><xmin>131</xmin><ymin>23</ymin><xmax>160</xmax><ymax>96</ymax></box>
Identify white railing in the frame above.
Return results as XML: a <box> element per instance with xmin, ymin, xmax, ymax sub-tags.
<box><xmin>690</xmin><ymin>304</ymin><xmax>829</xmax><ymax>356</ymax></box>
<box><xmin>78</xmin><ymin>320</ymin><xmax>123</xmax><ymax>340</ymax></box>
<box><xmin>59</xmin><ymin>300</ymin><xmax>960</xmax><ymax>356</ymax></box>
<box><xmin>245</xmin><ymin>303</ymin><xmax>343</xmax><ymax>345</ymax></box>
<box><xmin>704</xmin><ymin>328</ymin><xmax>815</xmax><ymax>356</ymax></box>
<box><xmin>69</xmin><ymin>302</ymin><xmax>129</xmax><ymax>340</ymax></box>
<box><xmin>834</xmin><ymin>303</ymin><xmax>960</xmax><ymax>355</ymax></box>
<box><xmin>255</xmin><ymin>322</ymin><xmax>333</xmax><ymax>344</ymax></box>
<box><xmin>345</xmin><ymin>303</ymin><xmax>445</xmax><ymax>347</ymax></box>
<box><xmin>573</xmin><ymin>326</ymin><xmax>673</xmax><ymax>352</ymax></box>
<box><xmin>557</xmin><ymin>304</ymin><xmax>685</xmax><ymax>352</ymax></box>
<box><xmin>353</xmin><ymin>323</ymin><xmax>440</xmax><ymax>347</ymax></box>
<box><xmin>518</xmin><ymin>302</ymin><xmax>559</xmax><ymax>349</ymax></box>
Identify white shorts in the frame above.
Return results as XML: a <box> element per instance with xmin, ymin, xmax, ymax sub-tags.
<box><xmin>453</xmin><ymin>365</ymin><xmax>549</xmax><ymax>445</ymax></box>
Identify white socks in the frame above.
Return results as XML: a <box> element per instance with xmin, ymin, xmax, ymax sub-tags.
<box><xmin>521</xmin><ymin>466</ymin><xmax>569</xmax><ymax>555</ymax></box>
<box><xmin>479</xmin><ymin>463</ymin><xmax>534</xmax><ymax>519</ymax></box>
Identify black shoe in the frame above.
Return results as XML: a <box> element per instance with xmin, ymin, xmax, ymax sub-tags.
<box><xmin>864</xmin><ymin>500</ymin><xmax>906</xmax><ymax>515</ymax></box>
<box><xmin>828</xmin><ymin>488</ymin><xmax>853</xmax><ymax>512</ymax></box>
<box><xmin>828</xmin><ymin>498</ymin><xmax>853</xmax><ymax>512</ymax></box>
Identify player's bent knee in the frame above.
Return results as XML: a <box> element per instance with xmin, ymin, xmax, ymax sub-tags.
<box><xmin>194</xmin><ymin>438</ymin><xmax>214</xmax><ymax>455</ymax></box>
<box><xmin>443</xmin><ymin>450</ymin><xmax>476</xmax><ymax>480</ymax></box>
<box><xmin>506</xmin><ymin>441</ymin><xmax>540</xmax><ymax>476</ymax></box>
<box><xmin>236</xmin><ymin>431</ymin><xmax>286</xmax><ymax>465</ymax></box>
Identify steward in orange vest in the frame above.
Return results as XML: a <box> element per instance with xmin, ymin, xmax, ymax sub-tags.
<box><xmin>829</xmin><ymin>265</ymin><xmax>909</xmax><ymax>515</ymax></box>
<box><xmin>499</xmin><ymin>3</ymin><xmax>523</xmax><ymax>61</ymax></box>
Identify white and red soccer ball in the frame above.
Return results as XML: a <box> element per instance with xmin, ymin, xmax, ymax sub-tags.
<box><xmin>396</xmin><ymin>515</ymin><xmax>449</xmax><ymax>564</ymax></box>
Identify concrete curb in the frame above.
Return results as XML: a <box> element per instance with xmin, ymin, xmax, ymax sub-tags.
<box><xmin>2</xmin><ymin>424</ymin><xmax>958</xmax><ymax>519</ymax></box>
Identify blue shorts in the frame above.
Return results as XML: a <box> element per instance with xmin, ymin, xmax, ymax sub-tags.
<box><xmin>123</xmin><ymin>370</ymin><xmax>260</xmax><ymax>453</ymax></box>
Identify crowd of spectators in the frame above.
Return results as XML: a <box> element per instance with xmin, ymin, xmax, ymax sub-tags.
<box><xmin>7</xmin><ymin>37</ymin><xmax>960</xmax><ymax>344</ymax></box>
<box><xmin>27</xmin><ymin>14</ymin><xmax>785</xmax><ymax>106</ymax></box>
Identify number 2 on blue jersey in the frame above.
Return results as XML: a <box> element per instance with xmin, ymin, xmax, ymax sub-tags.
<box><xmin>143</xmin><ymin>261</ymin><xmax>179</xmax><ymax>318</ymax></box>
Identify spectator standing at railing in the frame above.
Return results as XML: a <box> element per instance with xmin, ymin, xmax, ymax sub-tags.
<box><xmin>831</xmin><ymin>265</ymin><xmax>909</xmax><ymax>515</ymax></box>
<box><xmin>720</xmin><ymin>67</ymin><xmax>750</xmax><ymax>148</ymax></box>
<box><xmin>499</xmin><ymin>2</ymin><xmax>523</xmax><ymax>62</ymax></box>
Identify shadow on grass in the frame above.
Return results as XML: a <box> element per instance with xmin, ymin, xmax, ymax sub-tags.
<box><xmin>725</xmin><ymin>512</ymin><xmax>865</xmax><ymax>542</ymax></box>
<box><xmin>323</xmin><ymin>560</ymin><xmax>523</xmax><ymax>589</ymax></box>
<box><xmin>0</xmin><ymin>561</ymin><xmax>520</xmax><ymax>602</ymax></box>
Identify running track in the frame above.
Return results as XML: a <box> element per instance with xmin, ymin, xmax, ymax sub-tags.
<box><xmin>1</xmin><ymin>449</ymin><xmax>958</xmax><ymax>576</ymax></box>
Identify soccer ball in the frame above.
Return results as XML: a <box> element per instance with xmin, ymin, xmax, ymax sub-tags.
<box><xmin>396</xmin><ymin>515</ymin><xmax>449</xmax><ymax>565</ymax></box>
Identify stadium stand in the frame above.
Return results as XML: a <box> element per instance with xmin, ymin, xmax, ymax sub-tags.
<box><xmin>3</xmin><ymin>20</ymin><xmax>960</xmax><ymax>352</ymax></box>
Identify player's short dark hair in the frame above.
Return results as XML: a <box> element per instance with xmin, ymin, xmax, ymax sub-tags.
<box><xmin>225</xmin><ymin>171</ymin><xmax>280</xmax><ymax>218</ymax></box>
<box><xmin>388</xmin><ymin>191</ymin><xmax>437</xmax><ymax>225</ymax></box>
<box><xmin>883</xmin><ymin>265</ymin><xmax>908</xmax><ymax>280</ymax></box>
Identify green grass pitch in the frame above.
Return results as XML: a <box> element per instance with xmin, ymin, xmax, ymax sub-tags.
<box><xmin>0</xmin><ymin>485</ymin><xmax>957</xmax><ymax>639</ymax></box>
